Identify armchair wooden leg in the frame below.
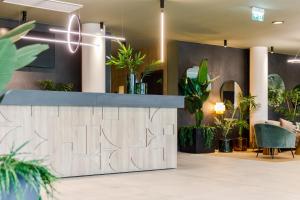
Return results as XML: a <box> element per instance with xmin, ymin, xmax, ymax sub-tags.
<box><xmin>256</xmin><ymin>148</ymin><xmax>260</xmax><ymax>158</ymax></box>
<box><xmin>291</xmin><ymin>149</ymin><xmax>295</xmax><ymax>158</ymax></box>
<box><xmin>271</xmin><ymin>148</ymin><xmax>274</xmax><ymax>159</ymax></box>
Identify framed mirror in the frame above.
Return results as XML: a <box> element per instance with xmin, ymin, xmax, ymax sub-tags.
<box><xmin>220</xmin><ymin>81</ymin><xmax>242</xmax><ymax>108</ymax></box>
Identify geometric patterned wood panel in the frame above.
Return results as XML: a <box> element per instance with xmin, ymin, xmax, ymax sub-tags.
<box><xmin>0</xmin><ymin>106</ymin><xmax>177</xmax><ymax>177</ymax></box>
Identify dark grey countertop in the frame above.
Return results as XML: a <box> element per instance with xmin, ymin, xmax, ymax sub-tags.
<box><xmin>0</xmin><ymin>90</ymin><xmax>184</xmax><ymax>108</ymax></box>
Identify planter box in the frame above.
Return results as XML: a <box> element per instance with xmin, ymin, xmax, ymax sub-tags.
<box><xmin>179</xmin><ymin>128</ymin><xmax>215</xmax><ymax>153</ymax></box>
<box><xmin>0</xmin><ymin>176</ymin><xmax>39</xmax><ymax>200</ymax></box>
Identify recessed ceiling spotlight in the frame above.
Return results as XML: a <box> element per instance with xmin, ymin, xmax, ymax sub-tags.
<box><xmin>272</xmin><ymin>21</ymin><xmax>284</xmax><ymax>25</ymax></box>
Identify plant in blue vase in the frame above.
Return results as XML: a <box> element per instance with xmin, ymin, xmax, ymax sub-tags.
<box><xmin>106</xmin><ymin>42</ymin><xmax>160</xmax><ymax>94</ymax></box>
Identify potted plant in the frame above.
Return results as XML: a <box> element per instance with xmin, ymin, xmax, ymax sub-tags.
<box><xmin>0</xmin><ymin>143</ymin><xmax>57</xmax><ymax>200</ymax></box>
<box><xmin>234</xmin><ymin>94</ymin><xmax>258</xmax><ymax>151</ymax></box>
<box><xmin>214</xmin><ymin>117</ymin><xmax>236</xmax><ymax>153</ymax></box>
<box><xmin>178</xmin><ymin>59</ymin><xmax>219</xmax><ymax>153</ymax></box>
<box><xmin>136</xmin><ymin>60</ymin><xmax>161</xmax><ymax>95</ymax></box>
<box><xmin>106</xmin><ymin>42</ymin><xmax>145</xmax><ymax>94</ymax></box>
<box><xmin>214</xmin><ymin>100</ymin><xmax>238</xmax><ymax>153</ymax></box>
<box><xmin>106</xmin><ymin>42</ymin><xmax>160</xmax><ymax>94</ymax></box>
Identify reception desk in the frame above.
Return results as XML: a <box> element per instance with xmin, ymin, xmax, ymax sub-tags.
<box><xmin>0</xmin><ymin>90</ymin><xmax>184</xmax><ymax>177</ymax></box>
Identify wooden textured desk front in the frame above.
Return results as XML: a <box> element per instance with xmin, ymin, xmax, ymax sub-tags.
<box><xmin>0</xmin><ymin>90</ymin><xmax>184</xmax><ymax>177</ymax></box>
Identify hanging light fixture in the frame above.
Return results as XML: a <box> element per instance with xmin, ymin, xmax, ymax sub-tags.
<box><xmin>270</xmin><ymin>46</ymin><xmax>274</xmax><ymax>54</ymax></box>
<box><xmin>224</xmin><ymin>40</ymin><xmax>227</xmax><ymax>48</ymax></box>
<box><xmin>100</xmin><ymin>22</ymin><xmax>104</xmax><ymax>32</ymax></box>
<box><xmin>160</xmin><ymin>0</ymin><xmax>165</xmax><ymax>62</ymax></box>
<box><xmin>21</xmin><ymin>14</ymin><xmax>126</xmax><ymax>54</ymax></box>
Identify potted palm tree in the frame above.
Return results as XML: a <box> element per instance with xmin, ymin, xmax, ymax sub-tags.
<box><xmin>178</xmin><ymin>59</ymin><xmax>219</xmax><ymax>153</ymax></box>
<box><xmin>234</xmin><ymin>94</ymin><xmax>258</xmax><ymax>151</ymax></box>
<box><xmin>0</xmin><ymin>143</ymin><xmax>57</xmax><ymax>200</ymax></box>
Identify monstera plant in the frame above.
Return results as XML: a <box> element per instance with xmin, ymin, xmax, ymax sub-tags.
<box><xmin>0</xmin><ymin>20</ymin><xmax>48</xmax><ymax>90</ymax></box>
<box><xmin>178</xmin><ymin>59</ymin><xmax>219</xmax><ymax>153</ymax></box>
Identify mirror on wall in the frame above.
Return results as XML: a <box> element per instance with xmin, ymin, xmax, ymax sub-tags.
<box><xmin>268</xmin><ymin>74</ymin><xmax>285</xmax><ymax>91</ymax></box>
<box><xmin>220</xmin><ymin>81</ymin><xmax>242</xmax><ymax>108</ymax></box>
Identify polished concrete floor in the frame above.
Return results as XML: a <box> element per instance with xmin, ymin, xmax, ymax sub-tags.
<box><xmin>51</xmin><ymin>152</ymin><xmax>300</xmax><ymax>200</ymax></box>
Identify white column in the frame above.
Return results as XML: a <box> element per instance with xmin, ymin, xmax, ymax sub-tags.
<box><xmin>250</xmin><ymin>47</ymin><xmax>268</xmax><ymax>146</ymax></box>
<box><xmin>82</xmin><ymin>23</ymin><xmax>106</xmax><ymax>93</ymax></box>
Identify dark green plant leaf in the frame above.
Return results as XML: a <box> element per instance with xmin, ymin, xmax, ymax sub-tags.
<box><xmin>198</xmin><ymin>59</ymin><xmax>208</xmax><ymax>84</ymax></box>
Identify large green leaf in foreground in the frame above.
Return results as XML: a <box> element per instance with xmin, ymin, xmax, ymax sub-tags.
<box><xmin>0</xmin><ymin>39</ymin><xmax>48</xmax><ymax>90</ymax></box>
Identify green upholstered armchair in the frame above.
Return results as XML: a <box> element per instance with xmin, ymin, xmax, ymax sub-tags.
<box><xmin>254</xmin><ymin>123</ymin><xmax>296</xmax><ymax>158</ymax></box>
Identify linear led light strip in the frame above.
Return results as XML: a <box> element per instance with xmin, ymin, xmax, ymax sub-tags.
<box><xmin>49</xmin><ymin>28</ymin><xmax>126</xmax><ymax>41</ymax></box>
<box><xmin>22</xmin><ymin>36</ymin><xmax>98</xmax><ymax>47</ymax></box>
<box><xmin>160</xmin><ymin>0</ymin><xmax>165</xmax><ymax>63</ymax></box>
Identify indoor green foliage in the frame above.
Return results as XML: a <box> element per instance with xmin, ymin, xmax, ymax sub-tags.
<box><xmin>0</xmin><ymin>142</ymin><xmax>57</xmax><ymax>200</ymax></box>
<box><xmin>178</xmin><ymin>126</ymin><xmax>215</xmax><ymax>147</ymax></box>
<box><xmin>268</xmin><ymin>74</ymin><xmax>300</xmax><ymax>122</ymax></box>
<box><xmin>268</xmin><ymin>74</ymin><xmax>285</xmax><ymax>108</ymax></box>
<box><xmin>272</xmin><ymin>89</ymin><xmax>300</xmax><ymax>122</ymax></box>
<box><xmin>0</xmin><ymin>21</ymin><xmax>49</xmax><ymax>91</ymax></box>
<box><xmin>216</xmin><ymin>95</ymin><xmax>258</xmax><ymax>139</ymax></box>
<box><xmin>39</xmin><ymin>80</ymin><xmax>74</xmax><ymax>92</ymax></box>
<box><xmin>214</xmin><ymin>117</ymin><xmax>237</xmax><ymax>139</ymax></box>
<box><xmin>179</xmin><ymin>59</ymin><xmax>219</xmax><ymax>126</ymax></box>
<box><xmin>106</xmin><ymin>42</ymin><xmax>146</xmax><ymax>74</ymax></box>
<box><xmin>214</xmin><ymin>100</ymin><xmax>238</xmax><ymax>139</ymax></box>
<box><xmin>140</xmin><ymin>60</ymin><xmax>161</xmax><ymax>82</ymax></box>
<box><xmin>236</xmin><ymin>94</ymin><xmax>258</xmax><ymax>137</ymax></box>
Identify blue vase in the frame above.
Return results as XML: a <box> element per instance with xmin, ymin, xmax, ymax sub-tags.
<box><xmin>127</xmin><ymin>73</ymin><xmax>137</xmax><ymax>94</ymax></box>
<box><xmin>1</xmin><ymin>176</ymin><xmax>39</xmax><ymax>200</ymax></box>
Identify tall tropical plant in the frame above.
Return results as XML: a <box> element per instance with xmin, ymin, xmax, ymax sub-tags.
<box><xmin>106</xmin><ymin>42</ymin><xmax>146</xmax><ymax>74</ymax></box>
<box><xmin>236</xmin><ymin>94</ymin><xmax>259</xmax><ymax>137</ymax></box>
<box><xmin>0</xmin><ymin>21</ymin><xmax>48</xmax><ymax>90</ymax></box>
<box><xmin>179</xmin><ymin>59</ymin><xmax>219</xmax><ymax>126</ymax></box>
